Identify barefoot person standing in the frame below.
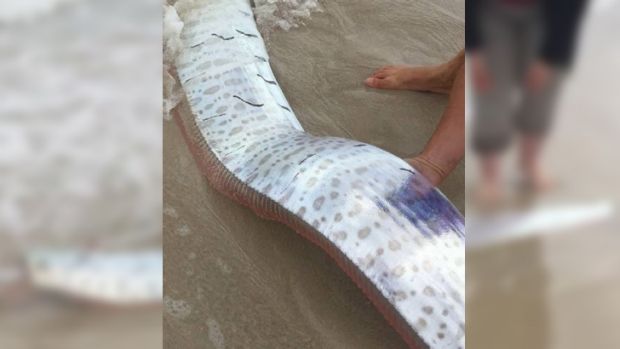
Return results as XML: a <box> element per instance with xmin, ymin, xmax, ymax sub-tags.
<box><xmin>467</xmin><ymin>0</ymin><xmax>586</xmax><ymax>203</ymax></box>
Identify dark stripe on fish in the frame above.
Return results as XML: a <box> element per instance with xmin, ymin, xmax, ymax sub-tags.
<box><xmin>279</xmin><ymin>104</ymin><xmax>291</xmax><ymax>112</ymax></box>
<box><xmin>202</xmin><ymin>113</ymin><xmax>226</xmax><ymax>121</ymax></box>
<box><xmin>235</xmin><ymin>29</ymin><xmax>258</xmax><ymax>38</ymax></box>
<box><xmin>399</xmin><ymin>168</ymin><xmax>416</xmax><ymax>175</ymax></box>
<box><xmin>223</xmin><ymin>144</ymin><xmax>245</xmax><ymax>157</ymax></box>
<box><xmin>211</xmin><ymin>33</ymin><xmax>234</xmax><ymax>41</ymax></box>
<box><xmin>183</xmin><ymin>75</ymin><xmax>198</xmax><ymax>84</ymax></box>
<box><xmin>257</xmin><ymin>74</ymin><xmax>277</xmax><ymax>85</ymax></box>
<box><xmin>255</xmin><ymin>55</ymin><xmax>267</xmax><ymax>62</ymax></box>
<box><xmin>298</xmin><ymin>154</ymin><xmax>316</xmax><ymax>165</ymax></box>
<box><xmin>233</xmin><ymin>95</ymin><xmax>264</xmax><ymax>108</ymax></box>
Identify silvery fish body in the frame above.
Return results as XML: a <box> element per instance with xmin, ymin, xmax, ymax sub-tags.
<box><xmin>174</xmin><ymin>1</ymin><xmax>464</xmax><ymax>347</ymax></box>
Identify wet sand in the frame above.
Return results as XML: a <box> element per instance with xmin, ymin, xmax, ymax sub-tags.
<box><xmin>0</xmin><ymin>296</ymin><xmax>161</xmax><ymax>349</ymax></box>
<box><xmin>164</xmin><ymin>0</ymin><xmax>463</xmax><ymax>348</ymax></box>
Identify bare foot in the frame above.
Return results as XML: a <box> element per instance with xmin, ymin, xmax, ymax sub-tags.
<box><xmin>364</xmin><ymin>51</ymin><xmax>464</xmax><ymax>94</ymax></box>
<box><xmin>523</xmin><ymin>166</ymin><xmax>555</xmax><ymax>193</ymax></box>
<box><xmin>364</xmin><ymin>65</ymin><xmax>455</xmax><ymax>93</ymax></box>
<box><xmin>475</xmin><ymin>180</ymin><xmax>504</xmax><ymax>209</ymax></box>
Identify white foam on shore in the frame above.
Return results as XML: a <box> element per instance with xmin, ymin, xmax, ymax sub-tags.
<box><xmin>0</xmin><ymin>0</ymin><xmax>161</xmax><ymax>244</ymax></box>
<box><xmin>0</xmin><ymin>0</ymin><xmax>80</xmax><ymax>23</ymax></box>
<box><xmin>253</xmin><ymin>0</ymin><xmax>322</xmax><ymax>37</ymax></box>
<box><xmin>163</xmin><ymin>4</ymin><xmax>185</xmax><ymax>120</ymax></box>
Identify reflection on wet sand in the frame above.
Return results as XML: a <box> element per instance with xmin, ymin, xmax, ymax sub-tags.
<box><xmin>468</xmin><ymin>239</ymin><xmax>550</xmax><ymax>349</ymax></box>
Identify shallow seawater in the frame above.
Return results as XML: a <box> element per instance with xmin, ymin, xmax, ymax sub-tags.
<box><xmin>0</xmin><ymin>0</ymin><xmax>161</xmax><ymax>246</ymax></box>
<box><xmin>1</xmin><ymin>0</ymin><xmax>162</xmax><ymax>347</ymax></box>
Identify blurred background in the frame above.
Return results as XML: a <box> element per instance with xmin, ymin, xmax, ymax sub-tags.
<box><xmin>466</xmin><ymin>0</ymin><xmax>620</xmax><ymax>348</ymax></box>
<box><xmin>0</xmin><ymin>0</ymin><xmax>162</xmax><ymax>348</ymax></box>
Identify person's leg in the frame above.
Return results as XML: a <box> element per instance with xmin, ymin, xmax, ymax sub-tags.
<box><xmin>518</xmin><ymin>134</ymin><xmax>552</xmax><ymax>190</ymax></box>
<box><xmin>516</xmin><ymin>74</ymin><xmax>564</xmax><ymax>191</ymax></box>
<box><xmin>515</xmin><ymin>8</ymin><xmax>564</xmax><ymax>192</ymax></box>
<box><xmin>477</xmin><ymin>152</ymin><xmax>503</xmax><ymax>203</ymax></box>
<box><xmin>406</xmin><ymin>59</ymin><xmax>465</xmax><ymax>186</ymax></box>
<box><xmin>470</xmin><ymin>5</ymin><xmax>524</xmax><ymax>205</ymax></box>
<box><xmin>364</xmin><ymin>50</ymin><xmax>465</xmax><ymax>94</ymax></box>
<box><xmin>472</xmin><ymin>53</ymin><xmax>517</xmax><ymax>203</ymax></box>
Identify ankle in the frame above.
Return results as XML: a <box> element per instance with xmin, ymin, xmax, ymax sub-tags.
<box><xmin>417</xmin><ymin>64</ymin><xmax>458</xmax><ymax>94</ymax></box>
<box><xmin>440</xmin><ymin>50</ymin><xmax>465</xmax><ymax>82</ymax></box>
<box><xmin>407</xmin><ymin>155</ymin><xmax>449</xmax><ymax>186</ymax></box>
<box><xmin>429</xmin><ymin>68</ymin><xmax>453</xmax><ymax>92</ymax></box>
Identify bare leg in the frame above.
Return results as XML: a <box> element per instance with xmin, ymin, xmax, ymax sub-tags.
<box><xmin>519</xmin><ymin>134</ymin><xmax>553</xmax><ymax>191</ymax></box>
<box><xmin>477</xmin><ymin>153</ymin><xmax>503</xmax><ymax>203</ymax></box>
<box><xmin>406</xmin><ymin>60</ymin><xmax>465</xmax><ymax>185</ymax></box>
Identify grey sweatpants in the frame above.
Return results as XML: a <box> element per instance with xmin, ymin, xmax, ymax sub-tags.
<box><xmin>472</xmin><ymin>3</ymin><xmax>565</xmax><ymax>153</ymax></box>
